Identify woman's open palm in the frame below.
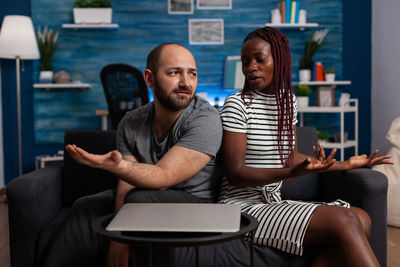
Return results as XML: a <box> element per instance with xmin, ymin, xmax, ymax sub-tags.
<box><xmin>291</xmin><ymin>144</ymin><xmax>336</xmax><ymax>176</ymax></box>
<box><xmin>348</xmin><ymin>150</ymin><xmax>393</xmax><ymax>168</ymax></box>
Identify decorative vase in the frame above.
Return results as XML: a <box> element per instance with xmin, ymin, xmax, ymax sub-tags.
<box><xmin>54</xmin><ymin>70</ymin><xmax>71</xmax><ymax>83</ymax></box>
<box><xmin>299</xmin><ymin>9</ymin><xmax>307</xmax><ymax>24</ymax></box>
<box><xmin>299</xmin><ymin>69</ymin><xmax>311</xmax><ymax>82</ymax></box>
<box><xmin>271</xmin><ymin>9</ymin><xmax>281</xmax><ymax>24</ymax></box>
<box><xmin>325</xmin><ymin>73</ymin><xmax>336</xmax><ymax>82</ymax></box>
<box><xmin>39</xmin><ymin>71</ymin><xmax>53</xmax><ymax>83</ymax></box>
<box><xmin>73</xmin><ymin>8</ymin><xmax>112</xmax><ymax>24</ymax></box>
<box><xmin>297</xmin><ymin>96</ymin><xmax>309</xmax><ymax>107</ymax></box>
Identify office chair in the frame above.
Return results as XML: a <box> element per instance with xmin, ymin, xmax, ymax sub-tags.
<box><xmin>100</xmin><ymin>64</ymin><xmax>149</xmax><ymax>130</ymax></box>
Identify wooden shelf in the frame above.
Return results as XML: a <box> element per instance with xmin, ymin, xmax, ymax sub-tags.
<box><xmin>297</xmin><ymin>104</ymin><xmax>357</xmax><ymax>113</ymax></box>
<box><xmin>33</xmin><ymin>83</ymin><xmax>91</xmax><ymax>90</ymax></box>
<box><xmin>294</xmin><ymin>80</ymin><xmax>352</xmax><ymax>86</ymax></box>
<box><xmin>265</xmin><ymin>23</ymin><xmax>319</xmax><ymax>30</ymax></box>
<box><xmin>319</xmin><ymin>140</ymin><xmax>357</xmax><ymax>149</ymax></box>
<box><xmin>297</xmin><ymin>98</ymin><xmax>358</xmax><ymax>161</ymax></box>
<box><xmin>62</xmin><ymin>23</ymin><xmax>119</xmax><ymax>29</ymax></box>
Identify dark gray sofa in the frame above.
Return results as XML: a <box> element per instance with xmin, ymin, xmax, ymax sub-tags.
<box><xmin>6</xmin><ymin>127</ymin><xmax>388</xmax><ymax>266</ymax></box>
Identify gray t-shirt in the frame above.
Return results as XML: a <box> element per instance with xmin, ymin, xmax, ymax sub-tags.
<box><xmin>117</xmin><ymin>95</ymin><xmax>224</xmax><ymax>201</ymax></box>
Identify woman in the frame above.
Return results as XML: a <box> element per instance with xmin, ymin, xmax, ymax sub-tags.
<box><xmin>219</xmin><ymin>27</ymin><xmax>392</xmax><ymax>267</ymax></box>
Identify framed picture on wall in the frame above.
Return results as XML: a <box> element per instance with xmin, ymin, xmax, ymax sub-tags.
<box><xmin>168</xmin><ymin>0</ymin><xmax>194</xmax><ymax>14</ymax></box>
<box><xmin>316</xmin><ymin>86</ymin><xmax>335</xmax><ymax>107</ymax></box>
<box><xmin>197</xmin><ymin>0</ymin><xmax>232</xmax><ymax>10</ymax></box>
<box><xmin>189</xmin><ymin>19</ymin><xmax>224</xmax><ymax>45</ymax></box>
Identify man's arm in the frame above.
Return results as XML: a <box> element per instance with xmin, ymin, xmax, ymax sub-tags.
<box><xmin>65</xmin><ymin>144</ymin><xmax>213</xmax><ymax>189</ymax></box>
<box><xmin>114</xmin><ymin>155</ymin><xmax>137</xmax><ymax>212</ymax></box>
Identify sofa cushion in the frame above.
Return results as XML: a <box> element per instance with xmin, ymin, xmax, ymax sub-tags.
<box><xmin>176</xmin><ymin>238</ymin><xmax>313</xmax><ymax>266</ymax></box>
<box><xmin>63</xmin><ymin>130</ymin><xmax>118</xmax><ymax>206</ymax></box>
<box><xmin>281</xmin><ymin>127</ymin><xmax>320</xmax><ymax>201</ymax></box>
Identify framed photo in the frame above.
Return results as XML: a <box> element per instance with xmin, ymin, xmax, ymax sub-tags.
<box><xmin>316</xmin><ymin>86</ymin><xmax>335</xmax><ymax>107</ymax></box>
<box><xmin>189</xmin><ymin>19</ymin><xmax>224</xmax><ymax>45</ymax></box>
<box><xmin>197</xmin><ymin>0</ymin><xmax>232</xmax><ymax>10</ymax></box>
<box><xmin>168</xmin><ymin>0</ymin><xmax>194</xmax><ymax>15</ymax></box>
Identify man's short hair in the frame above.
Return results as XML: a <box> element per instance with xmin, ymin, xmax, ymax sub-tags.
<box><xmin>146</xmin><ymin>43</ymin><xmax>187</xmax><ymax>74</ymax></box>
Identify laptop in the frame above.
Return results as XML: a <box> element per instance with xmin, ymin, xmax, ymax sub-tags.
<box><xmin>106</xmin><ymin>203</ymin><xmax>241</xmax><ymax>233</ymax></box>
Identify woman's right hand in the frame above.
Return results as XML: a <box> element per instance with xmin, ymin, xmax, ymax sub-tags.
<box><xmin>290</xmin><ymin>144</ymin><xmax>336</xmax><ymax>176</ymax></box>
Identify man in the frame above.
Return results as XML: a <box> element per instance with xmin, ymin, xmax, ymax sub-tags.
<box><xmin>40</xmin><ymin>43</ymin><xmax>223</xmax><ymax>267</ymax></box>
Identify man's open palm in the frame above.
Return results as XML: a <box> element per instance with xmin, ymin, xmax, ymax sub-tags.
<box><xmin>65</xmin><ymin>144</ymin><xmax>123</xmax><ymax>171</ymax></box>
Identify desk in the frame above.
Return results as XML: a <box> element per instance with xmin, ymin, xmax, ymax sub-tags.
<box><xmin>93</xmin><ymin>213</ymin><xmax>258</xmax><ymax>267</ymax></box>
<box><xmin>95</xmin><ymin>109</ymin><xmax>109</xmax><ymax>130</ymax></box>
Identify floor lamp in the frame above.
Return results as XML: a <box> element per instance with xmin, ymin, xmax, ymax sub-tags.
<box><xmin>0</xmin><ymin>15</ymin><xmax>40</xmax><ymax>175</ymax></box>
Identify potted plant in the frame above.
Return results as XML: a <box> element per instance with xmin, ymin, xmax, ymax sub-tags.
<box><xmin>324</xmin><ymin>68</ymin><xmax>336</xmax><ymax>82</ymax></box>
<box><xmin>317</xmin><ymin>130</ymin><xmax>330</xmax><ymax>144</ymax></box>
<box><xmin>37</xmin><ymin>26</ymin><xmax>59</xmax><ymax>83</ymax></box>
<box><xmin>73</xmin><ymin>0</ymin><xmax>113</xmax><ymax>24</ymax></box>
<box><xmin>295</xmin><ymin>84</ymin><xmax>311</xmax><ymax>107</ymax></box>
<box><xmin>299</xmin><ymin>29</ymin><xmax>329</xmax><ymax>82</ymax></box>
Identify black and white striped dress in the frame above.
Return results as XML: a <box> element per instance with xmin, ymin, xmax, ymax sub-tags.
<box><xmin>218</xmin><ymin>89</ymin><xmax>349</xmax><ymax>256</ymax></box>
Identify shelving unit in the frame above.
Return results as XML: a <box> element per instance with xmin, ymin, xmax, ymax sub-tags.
<box><xmin>33</xmin><ymin>83</ymin><xmax>91</xmax><ymax>91</ymax></box>
<box><xmin>298</xmin><ymin>99</ymin><xmax>358</xmax><ymax>161</ymax></box>
<box><xmin>294</xmin><ymin>80</ymin><xmax>352</xmax><ymax>86</ymax></box>
<box><xmin>62</xmin><ymin>23</ymin><xmax>119</xmax><ymax>29</ymax></box>
<box><xmin>265</xmin><ymin>23</ymin><xmax>319</xmax><ymax>31</ymax></box>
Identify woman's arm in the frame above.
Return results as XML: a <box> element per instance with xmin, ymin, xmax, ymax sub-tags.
<box><xmin>223</xmin><ymin>128</ymin><xmax>336</xmax><ymax>187</ymax></box>
<box><xmin>223</xmin><ymin>131</ymin><xmax>291</xmax><ymax>186</ymax></box>
<box><xmin>292</xmin><ymin>127</ymin><xmax>393</xmax><ymax>171</ymax></box>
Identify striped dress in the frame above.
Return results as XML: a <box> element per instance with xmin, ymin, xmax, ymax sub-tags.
<box><xmin>218</xmin><ymin>89</ymin><xmax>349</xmax><ymax>256</ymax></box>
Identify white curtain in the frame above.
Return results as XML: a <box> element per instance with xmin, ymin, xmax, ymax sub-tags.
<box><xmin>0</xmin><ymin>62</ymin><xmax>4</xmax><ymax>187</ymax></box>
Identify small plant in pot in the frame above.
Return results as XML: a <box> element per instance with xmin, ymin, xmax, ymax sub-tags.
<box><xmin>317</xmin><ymin>130</ymin><xmax>330</xmax><ymax>143</ymax></box>
<box><xmin>37</xmin><ymin>26</ymin><xmax>59</xmax><ymax>83</ymax></box>
<box><xmin>299</xmin><ymin>57</ymin><xmax>312</xmax><ymax>82</ymax></box>
<box><xmin>295</xmin><ymin>84</ymin><xmax>311</xmax><ymax>107</ymax></box>
<box><xmin>73</xmin><ymin>0</ymin><xmax>113</xmax><ymax>24</ymax></box>
<box><xmin>324</xmin><ymin>68</ymin><xmax>336</xmax><ymax>82</ymax></box>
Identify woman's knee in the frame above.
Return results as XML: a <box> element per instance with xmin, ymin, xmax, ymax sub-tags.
<box><xmin>328</xmin><ymin>208</ymin><xmax>366</xmax><ymax>242</ymax></box>
<box><xmin>306</xmin><ymin>206</ymin><xmax>365</xmax><ymax>245</ymax></box>
<box><xmin>350</xmin><ymin>207</ymin><xmax>372</xmax><ymax>238</ymax></box>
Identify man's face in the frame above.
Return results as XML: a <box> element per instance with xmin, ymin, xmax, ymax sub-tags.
<box><xmin>153</xmin><ymin>45</ymin><xmax>197</xmax><ymax>112</ymax></box>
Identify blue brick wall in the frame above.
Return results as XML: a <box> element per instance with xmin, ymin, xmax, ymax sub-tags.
<box><xmin>31</xmin><ymin>0</ymin><xmax>343</xmax><ymax>143</ymax></box>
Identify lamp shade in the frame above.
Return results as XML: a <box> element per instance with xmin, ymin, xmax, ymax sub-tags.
<box><xmin>0</xmin><ymin>15</ymin><xmax>40</xmax><ymax>60</ymax></box>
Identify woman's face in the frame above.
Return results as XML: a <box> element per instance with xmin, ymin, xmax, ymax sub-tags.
<box><xmin>241</xmin><ymin>37</ymin><xmax>274</xmax><ymax>94</ymax></box>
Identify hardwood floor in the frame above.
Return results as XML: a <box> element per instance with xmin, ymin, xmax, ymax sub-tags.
<box><xmin>0</xmin><ymin>190</ymin><xmax>399</xmax><ymax>267</ymax></box>
<box><xmin>388</xmin><ymin>225</ymin><xmax>400</xmax><ymax>267</ymax></box>
<box><xmin>0</xmin><ymin>189</ymin><xmax>10</xmax><ymax>267</ymax></box>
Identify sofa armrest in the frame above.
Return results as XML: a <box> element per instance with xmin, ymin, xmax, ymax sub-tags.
<box><xmin>6</xmin><ymin>166</ymin><xmax>63</xmax><ymax>267</ymax></box>
<box><xmin>319</xmin><ymin>168</ymin><xmax>388</xmax><ymax>267</ymax></box>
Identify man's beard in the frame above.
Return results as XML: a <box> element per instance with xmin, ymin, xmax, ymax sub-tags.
<box><xmin>154</xmin><ymin>79</ymin><xmax>195</xmax><ymax>112</ymax></box>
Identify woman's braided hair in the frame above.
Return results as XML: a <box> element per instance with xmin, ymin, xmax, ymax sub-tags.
<box><xmin>241</xmin><ymin>27</ymin><xmax>295</xmax><ymax>167</ymax></box>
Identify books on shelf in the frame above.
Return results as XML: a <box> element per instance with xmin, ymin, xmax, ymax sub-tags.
<box><xmin>285</xmin><ymin>0</ymin><xmax>291</xmax><ymax>23</ymax></box>
<box><xmin>277</xmin><ymin>1</ymin><xmax>301</xmax><ymax>24</ymax></box>
<box><xmin>223</xmin><ymin>55</ymin><xmax>245</xmax><ymax>89</ymax></box>
<box><xmin>312</xmin><ymin>61</ymin><xmax>325</xmax><ymax>81</ymax></box>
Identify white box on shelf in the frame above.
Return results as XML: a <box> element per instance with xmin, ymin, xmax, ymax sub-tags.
<box><xmin>35</xmin><ymin>151</ymin><xmax>64</xmax><ymax>169</ymax></box>
<box><xmin>223</xmin><ymin>55</ymin><xmax>245</xmax><ymax>89</ymax></box>
<box><xmin>73</xmin><ymin>8</ymin><xmax>112</xmax><ymax>24</ymax></box>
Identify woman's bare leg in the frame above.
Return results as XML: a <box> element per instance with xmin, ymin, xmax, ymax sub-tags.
<box><xmin>304</xmin><ymin>206</ymin><xmax>378</xmax><ymax>267</ymax></box>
